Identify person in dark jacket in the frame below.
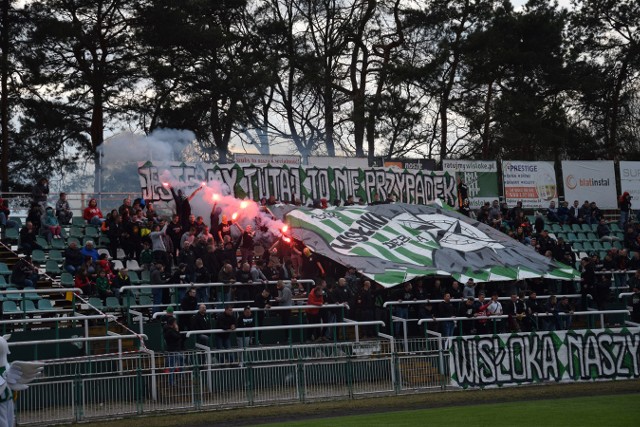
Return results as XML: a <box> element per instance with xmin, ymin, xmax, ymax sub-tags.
<box><xmin>163</xmin><ymin>317</ymin><xmax>184</xmax><ymax>384</ymax></box>
<box><xmin>64</xmin><ymin>241</ymin><xmax>84</xmax><ymax>274</ymax></box>
<box><xmin>436</xmin><ymin>293</ymin><xmax>456</xmax><ymax>337</ymax></box>
<box><xmin>191</xmin><ymin>303</ymin><xmax>211</xmax><ymax>346</ymax></box>
<box><xmin>179</xmin><ymin>287</ymin><xmax>198</xmax><ymax>332</ymax></box>
<box><xmin>215</xmin><ymin>305</ymin><xmax>236</xmax><ymax>363</ymax></box>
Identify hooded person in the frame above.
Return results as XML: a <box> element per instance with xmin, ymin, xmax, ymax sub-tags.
<box><xmin>43</xmin><ymin>206</ymin><xmax>62</xmax><ymax>240</ymax></box>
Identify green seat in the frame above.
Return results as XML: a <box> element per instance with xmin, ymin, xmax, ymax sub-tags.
<box><xmin>2</xmin><ymin>301</ymin><xmax>20</xmax><ymax>315</ymax></box>
<box><xmin>592</xmin><ymin>241</ymin><xmax>604</xmax><ymax>251</ymax></box>
<box><xmin>84</xmin><ymin>226</ymin><xmax>100</xmax><ymax>239</ymax></box>
<box><xmin>98</xmin><ymin>236</ymin><xmax>111</xmax><ymax>247</ymax></box>
<box><xmin>23</xmin><ymin>287</ymin><xmax>40</xmax><ymax>300</ymax></box>
<box><xmin>38</xmin><ymin>299</ymin><xmax>55</xmax><ymax>311</ymax></box>
<box><xmin>590</xmin><ymin>223</ymin><xmax>598</xmax><ymax>232</ymax></box>
<box><xmin>71</xmin><ymin>217</ymin><xmax>87</xmax><ymax>228</ymax></box>
<box><xmin>566</xmin><ymin>232</ymin><xmax>578</xmax><ymax>243</ymax></box>
<box><xmin>571</xmin><ymin>224</ymin><xmax>582</xmax><ymax>232</ymax></box>
<box><xmin>35</xmin><ymin>236</ymin><xmax>50</xmax><ymax>250</ymax></box>
<box><xmin>23</xmin><ymin>300</ymin><xmax>38</xmax><ymax>313</ymax></box>
<box><xmin>70</xmin><ymin>226</ymin><xmax>84</xmax><ymax>238</ymax></box>
<box><xmin>45</xmin><ymin>260</ymin><xmax>62</xmax><ymax>275</ymax></box>
<box><xmin>561</xmin><ymin>224</ymin><xmax>572</xmax><ymax>232</ymax></box>
<box><xmin>4</xmin><ymin>227</ymin><xmax>19</xmax><ymax>242</ymax></box>
<box><xmin>0</xmin><ymin>262</ymin><xmax>11</xmax><ymax>276</ymax></box>
<box><xmin>31</xmin><ymin>250</ymin><xmax>46</xmax><ymax>265</ymax></box>
<box><xmin>599</xmin><ymin>251</ymin><xmax>608</xmax><ymax>260</ymax></box>
<box><xmin>613</xmin><ymin>241</ymin><xmax>623</xmax><ymax>250</ymax></box>
<box><xmin>122</xmin><ymin>294</ymin><xmax>136</xmax><ymax>307</ymax></box>
<box><xmin>582</xmin><ymin>241</ymin><xmax>595</xmax><ymax>252</ymax></box>
<box><xmin>572</xmin><ymin>242</ymin><xmax>584</xmax><ymax>252</ymax></box>
<box><xmin>602</xmin><ymin>241</ymin><xmax>613</xmax><ymax>250</ymax></box>
<box><xmin>5</xmin><ymin>287</ymin><xmax>21</xmax><ymax>301</ymax></box>
<box><xmin>67</xmin><ymin>237</ymin><xmax>81</xmax><ymax>247</ymax></box>
<box><xmin>141</xmin><ymin>270</ymin><xmax>151</xmax><ymax>284</ymax></box>
<box><xmin>105</xmin><ymin>297</ymin><xmax>121</xmax><ymax>310</ymax></box>
<box><xmin>580</xmin><ymin>224</ymin><xmax>591</xmax><ymax>232</ymax></box>
<box><xmin>51</xmin><ymin>238</ymin><xmax>66</xmax><ymax>250</ymax></box>
<box><xmin>88</xmin><ymin>297</ymin><xmax>105</xmax><ymax>310</ymax></box>
<box><xmin>610</xmin><ymin>223</ymin><xmax>621</xmax><ymax>232</ymax></box>
<box><xmin>551</xmin><ymin>224</ymin><xmax>562</xmax><ymax>233</ymax></box>
<box><xmin>586</xmin><ymin>233</ymin><xmax>598</xmax><ymax>242</ymax></box>
<box><xmin>0</xmin><ymin>276</ymin><xmax>8</xmax><ymax>289</ymax></box>
<box><xmin>128</xmin><ymin>271</ymin><xmax>142</xmax><ymax>285</ymax></box>
<box><xmin>60</xmin><ymin>272</ymin><xmax>74</xmax><ymax>287</ymax></box>
<box><xmin>49</xmin><ymin>250</ymin><xmax>64</xmax><ymax>263</ymax></box>
<box><xmin>138</xmin><ymin>295</ymin><xmax>153</xmax><ymax>306</ymax></box>
<box><xmin>575</xmin><ymin>232</ymin><xmax>587</xmax><ymax>242</ymax></box>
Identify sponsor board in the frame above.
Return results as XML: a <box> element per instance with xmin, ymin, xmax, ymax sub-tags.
<box><xmin>502</xmin><ymin>161</ymin><xmax>558</xmax><ymax>209</ymax></box>
<box><xmin>449</xmin><ymin>328</ymin><xmax>640</xmax><ymax>388</ymax></box>
<box><xmin>620</xmin><ymin>161</ymin><xmax>640</xmax><ymax>204</ymax></box>
<box><xmin>138</xmin><ymin>162</ymin><xmax>456</xmax><ymax>206</ymax></box>
<box><xmin>562</xmin><ymin>161</ymin><xmax>617</xmax><ymax>209</ymax></box>
<box><xmin>233</xmin><ymin>153</ymin><xmax>301</xmax><ymax>166</ymax></box>
<box><xmin>442</xmin><ymin>160</ymin><xmax>499</xmax><ymax>208</ymax></box>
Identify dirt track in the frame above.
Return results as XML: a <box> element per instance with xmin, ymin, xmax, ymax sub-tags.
<box><xmin>78</xmin><ymin>380</ymin><xmax>640</xmax><ymax>427</ymax></box>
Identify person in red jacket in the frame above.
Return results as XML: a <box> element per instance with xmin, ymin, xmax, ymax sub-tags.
<box><xmin>306</xmin><ymin>283</ymin><xmax>325</xmax><ymax>342</ymax></box>
<box><xmin>83</xmin><ymin>198</ymin><xmax>104</xmax><ymax>226</ymax></box>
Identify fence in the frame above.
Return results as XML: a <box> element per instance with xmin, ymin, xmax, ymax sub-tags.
<box><xmin>14</xmin><ymin>336</ymin><xmax>447</xmax><ymax>425</ymax></box>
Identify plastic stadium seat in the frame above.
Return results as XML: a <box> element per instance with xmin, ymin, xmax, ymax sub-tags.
<box><xmin>51</xmin><ymin>238</ymin><xmax>66</xmax><ymax>250</ymax></box>
<box><xmin>71</xmin><ymin>217</ymin><xmax>87</xmax><ymax>227</ymax></box>
<box><xmin>0</xmin><ymin>276</ymin><xmax>8</xmax><ymax>289</ymax></box>
<box><xmin>586</xmin><ymin>233</ymin><xmax>598</xmax><ymax>242</ymax></box>
<box><xmin>2</xmin><ymin>301</ymin><xmax>20</xmax><ymax>315</ymax></box>
<box><xmin>49</xmin><ymin>250</ymin><xmax>64</xmax><ymax>263</ymax></box>
<box><xmin>572</xmin><ymin>242</ymin><xmax>584</xmax><ymax>252</ymax></box>
<box><xmin>31</xmin><ymin>250</ymin><xmax>46</xmax><ymax>265</ymax></box>
<box><xmin>610</xmin><ymin>223</ymin><xmax>621</xmax><ymax>232</ymax></box>
<box><xmin>141</xmin><ymin>270</ymin><xmax>151</xmax><ymax>284</ymax></box>
<box><xmin>138</xmin><ymin>295</ymin><xmax>153</xmax><ymax>306</ymax></box>
<box><xmin>599</xmin><ymin>251</ymin><xmax>608</xmax><ymax>260</ymax></box>
<box><xmin>45</xmin><ymin>260</ymin><xmax>62</xmax><ymax>275</ymax></box>
<box><xmin>98</xmin><ymin>249</ymin><xmax>112</xmax><ymax>260</ymax></box>
<box><xmin>4</xmin><ymin>227</ymin><xmax>19</xmax><ymax>242</ymax></box>
<box><xmin>561</xmin><ymin>224</ymin><xmax>572</xmax><ymax>232</ymax></box>
<box><xmin>592</xmin><ymin>241</ymin><xmax>604</xmax><ymax>251</ymax></box>
<box><xmin>575</xmin><ymin>233</ymin><xmax>587</xmax><ymax>242</ymax></box>
<box><xmin>128</xmin><ymin>271</ymin><xmax>142</xmax><ymax>285</ymax></box>
<box><xmin>0</xmin><ymin>262</ymin><xmax>11</xmax><ymax>276</ymax></box>
<box><xmin>590</xmin><ymin>224</ymin><xmax>598</xmax><ymax>232</ymax></box>
<box><xmin>69</xmin><ymin>227</ymin><xmax>84</xmax><ymax>239</ymax></box>
<box><xmin>84</xmin><ymin>226</ymin><xmax>100</xmax><ymax>239</ymax></box>
<box><xmin>582</xmin><ymin>241</ymin><xmax>595</xmax><ymax>252</ymax></box>
<box><xmin>60</xmin><ymin>272</ymin><xmax>74</xmax><ymax>288</ymax></box>
<box><xmin>67</xmin><ymin>237</ymin><xmax>81</xmax><ymax>248</ymax></box>
<box><xmin>566</xmin><ymin>233</ymin><xmax>578</xmax><ymax>243</ymax></box>
<box><xmin>38</xmin><ymin>299</ymin><xmax>55</xmax><ymax>311</ymax></box>
<box><xmin>23</xmin><ymin>300</ymin><xmax>37</xmax><ymax>314</ymax></box>
<box><xmin>581</xmin><ymin>224</ymin><xmax>591</xmax><ymax>232</ymax></box>
<box><xmin>551</xmin><ymin>224</ymin><xmax>562</xmax><ymax>233</ymax></box>
<box><xmin>112</xmin><ymin>260</ymin><xmax>125</xmax><ymax>271</ymax></box>
<box><xmin>570</xmin><ymin>224</ymin><xmax>581</xmax><ymax>232</ymax></box>
<box><xmin>613</xmin><ymin>241</ymin><xmax>623</xmax><ymax>250</ymax></box>
<box><xmin>122</xmin><ymin>294</ymin><xmax>136</xmax><ymax>307</ymax></box>
<box><xmin>126</xmin><ymin>260</ymin><xmax>142</xmax><ymax>272</ymax></box>
<box><xmin>88</xmin><ymin>297</ymin><xmax>105</xmax><ymax>310</ymax></box>
<box><xmin>602</xmin><ymin>241</ymin><xmax>613</xmax><ymax>251</ymax></box>
<box><xmin>105</xmin><ymin>297</ymin><xmax>121</xmax><ymax>310</ymax></box>
<box><xmin>5</xmin><ymin>288</ymin><xmax>21</xmax><ymax>301</ymax></box>
<box><xmin>35</xmin><ymin>236</ymin><xmax>50</xmax><ymax>250</ymax></box>
<box><xmin>116</xmin><ymin>248</ymin><xmax>126</xmax><ymax>260</ymax></box>
<box><xmin>98</xmin><ymin>236</ymin><xmax>111</xmax><ymax>248</ymax></box>
<box><xmin>23</xmin><ymin>287</ymin><xmax>40</xmax><ymax>301</ymax></box>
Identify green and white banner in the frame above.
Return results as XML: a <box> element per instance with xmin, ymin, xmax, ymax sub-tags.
<box><xmin>279</xmin><ymin>203</ymin><xmax>579</xmax><ymax>287</ymax></box>
<box><xmin>449</xmin><ymin>328</ymin><xmax>640</xmax><ymax>388</ymax></box>
<box><xmin>138</xmin><ymin>161</ymin><xmax>456</xmax><ymax>206</ymax></box>
<box><xmin>442</xmin><ymin>160</ymin><xmax>499</xmax><ymax>208</ymax></box>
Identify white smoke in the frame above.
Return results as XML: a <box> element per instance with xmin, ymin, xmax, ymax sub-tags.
<box><xmin>99</xmin><ymin>129</ymin><xmax>195</xmax><ymax>164</ymax></box>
